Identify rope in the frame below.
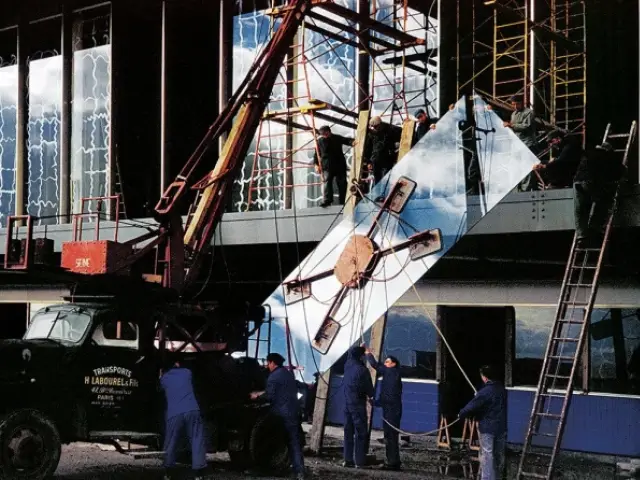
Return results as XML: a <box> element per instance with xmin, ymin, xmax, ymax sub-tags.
<box><xmin>382</xmin><ymin>416</ymin><xmax>461</xmax><ymax>438</ymax></box>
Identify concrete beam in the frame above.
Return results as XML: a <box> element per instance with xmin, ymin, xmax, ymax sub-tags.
<box><xmin>1</xmin><ymin>187</ymin><xmax>640</xmax><ymax>252</ymax></box>
<box><xmin>399</xmin><ymin>278</ymin><xmax>640</xmax><ymax>308</ymax></box>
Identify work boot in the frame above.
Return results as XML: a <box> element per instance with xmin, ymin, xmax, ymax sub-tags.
<box><xmin>342</xmin><ymin>461</ymin><xmax>354</xmax><ymax>468</ymax></box>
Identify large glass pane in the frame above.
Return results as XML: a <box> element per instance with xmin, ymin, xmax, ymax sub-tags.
<box><xmin>370</xmin><ymin>3</ymin><xmax>438</xmax><ymax>119</ymax></box>
<box><xmin>230</xmin><ymin>2</ymin><xmax>439</xmax><ymax>213</ymax></box>
<box><xmin>0</xmin><ymin>53</ymin><xmax>17</xmax><ymax>227</ymax></box>
<box><xmin>287</xmin><ymin>13</ymin><xmax>356</xmax><ymax>210</ymax></box>
<box><xmin>591</xmin><ymin>308</ymin><xmax>640</xmax><ymax>395</ymax></box>
<box><xmin>27</xmin><ymin>54</ymin><xmax>62</xmax><ymax>225</ymax></box>
<box><xmin>264</xmin><ymin>94</ymin><xmax>540</xmax><ymax>380</ymax></box>
<box><xmin>230</xmin><ymin>9</ymin><xmax>275</xmax><ymax>212</ymax></box>
<box><xmin>383</xmin><ymin>306</ymin><xmax>438</xmax><ymax>379</ymax></box>
<box><xmin>513</xmin><ymin>306</ymin><xmax>555</xmax><ymax>386</ymax></box>
<box><xmin>71</xmin><ymin>13</ymin><xmax>111</xmax><ymax>216</ymax></box>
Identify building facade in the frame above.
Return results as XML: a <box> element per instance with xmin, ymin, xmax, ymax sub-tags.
<box><xmin>0</xmin><ymin>0</ymin><xmax>638</xmax><ymax>459</ymax></box>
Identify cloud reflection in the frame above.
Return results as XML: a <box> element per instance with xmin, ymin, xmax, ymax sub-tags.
<box><xmin>263</xmin><ymin>94</ymin><xmax>540</xmax><ymax>381</ymax></box>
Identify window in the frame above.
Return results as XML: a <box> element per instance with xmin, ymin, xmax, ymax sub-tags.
<box><xmin>382</xmin><ymin>306</ymin><xmax>437</xmax><ymax>379</ymax></box>
<box><xmin>513</xmin><ymin>306</ymin><xmax>586</xmax><ymax>387</ymax></box>
<box><xmin>590</xmin><ymin>308</ymin><xmax>640</xmax><ymax>395</ymax></box>
<box><xmin>0</xmin><ymin>29</ymin><xmax>18</xmax><ymax>228</ymax></box>
<box><xmin>27</xmin><ymin>19</ymin><xmax>63</xmax><ymax>225</ymax></box>
<box><xmin>93</xmin><ymin>319</ymin><xmax>139</xmax><ymax>349</ymax></box>
<box><xmin>71</xmin><ymin>9</ymin><xmax>112</xmax><ymax>216</ymax></box>
<box><xmin>328</xmin><ymin>306</ymin><xmax>437</xmax><ymax>379</ymax></box>
<box><xmin>26</xmin><ymin>309</ymin><xmax>91</xmax><ymax>343</ymax></box>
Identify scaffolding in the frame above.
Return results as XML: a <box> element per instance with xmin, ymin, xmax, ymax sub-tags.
<box><xmin>551</xmin><ymin>0</ymin><xmax>587</xmax><ymax>142</ymax></box>
<box><xmin>369</xmin><ymin>0</ymin><xmax>438</xmax><ymax>124</ymax></box>
<box><xmin>457</xmin><ymin>0</ymin><xmax>587</xmax><ymax>145</ymax></box>
<box><xmin>235</xmin><ymin>0</ymin><xmax>438</xmax><ymax>212</ymax></box>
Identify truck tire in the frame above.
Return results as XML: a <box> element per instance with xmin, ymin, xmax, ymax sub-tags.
<box><xmin>249</xmin><ymin>413</ymin><xmax>290</xmax><ymax>472</ymax></box>
<box><xmin>0</xmin><ymin>409</ymin><xmax>61</xmax><ymax>480</ymax></box>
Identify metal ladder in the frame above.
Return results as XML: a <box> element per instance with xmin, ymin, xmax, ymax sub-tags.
<box><xmin>516</xmin><ymin>120</ymin><xmax>638</xmax><ymax>480</ymax></box>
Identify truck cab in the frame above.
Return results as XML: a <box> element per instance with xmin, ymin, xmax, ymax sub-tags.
<box><xmin>0</xmin><ymin>301</ymin><xmax>289</xmax><ymax>479</ymax></box>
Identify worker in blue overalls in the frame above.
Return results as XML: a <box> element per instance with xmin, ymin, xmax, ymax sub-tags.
<box><xmin>342</xmin><ymin>345</ymin><xmax>374</xmax><ymax>469</ymax></box>
<box><xmin>250</xmin><ymin>352</ymin><xmax>306</xmax><ymax>480</ymax></box>
<box><xmin>160</xmin><ymin>353</ymin><xmax>208</xmax><ymax>480</ymax></box>
<box><xmin>363</xmin><ymin>344</ymin><xmax>403</xmax><ymax>471</ymax></box>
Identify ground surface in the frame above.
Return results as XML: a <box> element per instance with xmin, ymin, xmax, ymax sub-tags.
<box><xmin>53</xmin><ymin>426</ymin><xmax>630</xmax><ymax>480</ymax></box>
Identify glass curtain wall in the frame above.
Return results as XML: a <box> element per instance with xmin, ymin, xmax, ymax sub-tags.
<box><xmin>70</xmin><ymin>9</ymin><xmax>111</xmax><ymax>216</ymax></box>
<box><xmin>27</xmin><ymin>20</ymin><xmax>62</xmax><ymax>225</ymax></box>
<box><xmin>0</xmin><ymin>29</ymin><xmax>18</xmax><ymax>227</ymax></box>
<box><xmin>230</xmin><ymin>2</ymin><xmax>439</xmax><ymax>212</ymax></box>
<box><xmin>514</xmin><ymin>306</ymin><xmax>640</xmax><ymax>395</ymax></box>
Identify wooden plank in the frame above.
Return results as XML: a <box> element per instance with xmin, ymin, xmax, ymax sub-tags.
<box><xmin>366</xmin><ymin>314</ymin><xmax>388</xmax><ymax>437</ymax></box>
<box><xmin>581</xmin><ymin>319</ymin><xmax>590</xmax><ymax>392</ymax></box>
<box><xmin>309</xmin><ymin>110</ymin><xmax>369</xmax><ymax>454</ymax></box>
<box><xmin>398</xmin><ymin>119</ymin><xmax>416</xmax><ymax>162</ymax></box>
<box><xmin>263</xmin><ymin>101</ymin><xmax>328</xmax><ymax>119</ymax></box>
<box><xmin>346</xmin><ymin>110</ymin><xmax>370</xmax><ymax>214</ymax></box>
<box><xmin>309</xmin><ymin>369</ymin><xmax>331</xmax><ymax>453</ymax></box>
<box><xmin>505</xmin><ymin>307</ymin><xmax>515</xmax><ymax>387</ymax></box>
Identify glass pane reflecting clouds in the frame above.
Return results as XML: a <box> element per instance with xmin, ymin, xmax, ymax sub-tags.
<box><xmin>27</xmin><ymin>55</ymin><xmax>62</xmax><ymax>225</ymax></box>
<box><xmin>71</xmin><ymin>44</ymin><xmax>111</xmax><ymax>215</ymax></box>
<box><xmin>263</xmin><ymin>94</ymin><xmax>539</xmax><ymax>381</ymax></box>
<box><xmin>230</xmin><ymin>3</ymin><xmax>438</xmax><ymax>212</ymax></box>
<box><xmin>0</xmin><ymin>61</ymin><xmax>17</xmax><ymax>227</ymax></box>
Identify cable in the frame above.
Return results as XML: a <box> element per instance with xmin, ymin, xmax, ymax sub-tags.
<box><xmin>382</xmin><ymin>416</ymin><xmax>461</xmax><ymax>438</ymax></box>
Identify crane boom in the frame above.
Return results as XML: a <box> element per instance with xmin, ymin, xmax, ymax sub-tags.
<box><xmin>155</xmin><ymin>0</ymin><xmax>313</xmax><ymax>293</ymax></box>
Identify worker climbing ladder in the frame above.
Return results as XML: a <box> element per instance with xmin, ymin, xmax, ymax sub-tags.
<box><xmin>516</xmin><ymin>121</ymin><xmax>638</xmax><ymax>480</ymax></box>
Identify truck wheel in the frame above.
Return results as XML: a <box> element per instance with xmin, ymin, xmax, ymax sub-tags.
<box><xmin>228</xmin><ymin>448</ymin><xmax>251</xmax><ymax>470</ymax></box>
<box><xmin>0</xmin><ymin>410</ymin><xmax>61</xmax><ymax>480</ymax></box>
<box><xmin>249</xmin><ymin>413</ymin><xmax>290</xmax><ymax>472</ymax></box>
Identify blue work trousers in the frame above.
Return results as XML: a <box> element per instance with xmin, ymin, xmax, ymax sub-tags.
<box><xmin>479</xmin><ymin>431</ymin><xmax>506</xmax><ymax>480</ymax></box>
<box><xmin>284</xmin><ymin>422</ymin><xmax>305</xmax><ymax>474</ymax></box>
<box><xmin>163</xmin><ymin>410</ymin><xmax>207</xmax><ymax>471</ymax></box>
<box><xmin>343</xmin><ymin>406</ymin><xmax>368</xmax><ymax>466</ymax></box>
<box><xmin>381</xmin><ymin>404</ymin><xmax>402</xmax><ymax>467</ymax></box>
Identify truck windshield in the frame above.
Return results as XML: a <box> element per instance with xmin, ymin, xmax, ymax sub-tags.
<box><xmin>25</xmin><ymin>310</ymin><xmax>91</xmax><ymax>343</ymax></box>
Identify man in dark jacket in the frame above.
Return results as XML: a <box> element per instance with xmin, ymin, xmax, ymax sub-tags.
<box><xmin>364</xmin><ymin>116</ymin><xmax>402</xmax><ymax>186</ymax></box>
<box><xmin>313</xmin><ymin>125</ymin><xmax>353</xmax><ymax>208</ymax></box>
<box><xmin>412</xmin><ymin>109</ymin><xmax>435</xmax><ymax>146</ymax></box>
<box><xmin>160</xmin><ymin>354</ymin><xmax>208</xmax><ymax>480</ymax></box>
<box><xmin>342</xmin><ymin>346</ymin><xmax>375</xmax><ymax>468</ymax></box>
<box><xmin>250</xmin><ymin>353</ymin><xmax>305</xmax><ymax>480</ymax></box>
<box><xmin>521</xmin><ymin>131</ymin><xmax>583</xmax><ymax>191</ymax></box>
<box><xmin>573</xmin><ymin>142</ymin><xmax>624</xmax><ymax>247</ymax></box>
<box><xmin>458</xmin><ymin>365</ymin><xmax>507</xmax><ymax>480</ymax></box>
<box><xmin>363</xmin><ymin>344</ymin><xmax>403</xmax><ymax>470</ymax></box>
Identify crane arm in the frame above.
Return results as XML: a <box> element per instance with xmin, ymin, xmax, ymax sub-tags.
<box><xmin>156</xmin><ymin>0</ymin><xmax>313</xmax><ymax>292</ymax></box>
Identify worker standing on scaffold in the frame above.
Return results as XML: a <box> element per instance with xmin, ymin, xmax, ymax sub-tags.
<box><xmin>250</xmin><ymin>353</ymin><xmax>306</xmax><ymax>480</ymax></box>
<box><xmin>342</xmin><ymin>346</ymin><xmax>374</xmax><ymax>469</ymax></box>
<box><xmin>458</xmin><ymin>365</ymin><xmax>507</xmax><ymax>480</ymax></box>
<box><xmin>313</xmin><ymin>125</ymin><xmax>354</xmax><ymax>208</ymax></box>
<box><xmin>362</xmin><ymin>343</ymin><xmax>403</xmax><ymax>471</ymax></box>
